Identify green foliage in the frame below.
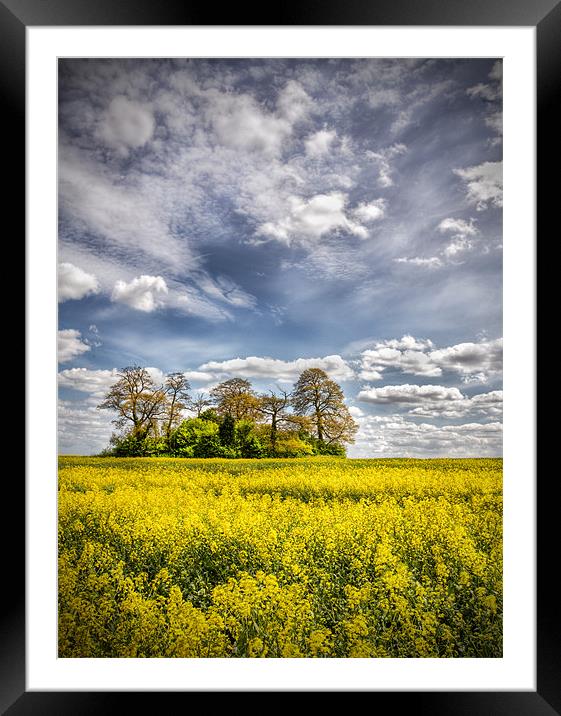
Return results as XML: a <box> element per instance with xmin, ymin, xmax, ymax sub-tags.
<box><xmin>100</xmin><ymin>368</ymin><xmax>354</xmax><ymax>460</ymax></box>
<box><xmin>219</xmin><ymin>415</ymin><xmax>236</xmax><ymax>448</ymax></box>
<box><xmin>170</xmin><ymin>418</ymin><xmax>220</xmax><ymax>457</ymax></box>
<box><xmin>109</xmin><ymin>433</ymin><xmax>147</xmax><ymax>457</ymax></box>
<box><xmin>274</xmin><ymin>435</ymin><xmax>315</xmax><ymax>458</ymax></box>
<box><xmin>193</xmin><ymin>433</ymin><xmax>225</xmax><ymax>458</ymax></box>
<box><xmin>143</xmin><ymin>437</ymin><xmax>169</xmax><ymax>457</ymax></box>
<box><xmin>199</xmin><ymin>408</ymin><xmax>220</xmax><ymax>423</ymax></box>
<box><xmin>308</xmin><ymin>438</ymin><xmax>346</xmax><ymax>457</ymax></box>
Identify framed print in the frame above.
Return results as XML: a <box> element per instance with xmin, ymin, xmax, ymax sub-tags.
<box><xmin>8</xmin><ymin>0</ymin><xmax>551</xmax><ymax>710</ymax></box>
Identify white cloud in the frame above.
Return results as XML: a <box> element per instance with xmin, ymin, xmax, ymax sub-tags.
<box><xmin>58</xmin><ymin>366</ymin><xmax>165</xmax><ymax>398</ymax></box>
<box><xmin>489</xmin><ymin>61</ymin><xmax>502</xmax><ymax>82</ymax></box>
<box><xmin>58</xmin><ymin>399</ymin><xmax>114</xmax><ymax>455</ymax></box>
<box><xmin>358</xmin><ymin>383</ymin><xmax>464</xmax><ymax>405</ymax></box>
<box><xmin>256</xmin><ymin>192</ymin><xmax>368</xmax><ymax>244</ymax></box>
<box><xmin>437</xmin><ymin>218</ymin><xmax>478</xmax><ymax>236</ymax></box>
<box><xmin>349</xmin><ymin>414</ymin><xmax>502</xmax><ymax>458</ymax></box>
<box><xmin>211</xmin><ymin>94</ymin><xmax>291</xmax><ymax>155</ymax></box>
<box><xmin>443</xmin><ymin>237</ymin><xmax>474</xmax><ymax>259</ymax></box>
<box><xmin>408</xmin><ymin>389</ymin><xmax>503</xmax><ymax>419</ymax></box>
<box><xmin>197</xmin><ymin>354</ymin><xmax>355</xmax><ymax>382</ymax></box>
<box><xmin>359</xmin><ymin>337</ymin><xmax>502</xmax><ymax>380</ymax></box>
<box><xmin>59</xmin><ymin>146</ymin><xmax>191</xmax><ymax>267</ymax></box>
<box><xmin>58</xmin><ymin>367</ymin><xmax>120</xmax><ymax>398</ymax></box>
<box><xmin>111</xmin><ymin>275</ymin><xmax>168</xmax><ymax>312</ymax></box>
<box><xmin>276</xmin><ymin>80</ymin><xmax>313</xmax><ymax>123</ymax></box>
<box><xmin>368</xmin><ymin>88</ymin><xmax>401</xmax><ymax>108</ymax></box>
<box><xmin>97</xmin><ymin>96</ymin><xmax>155</xmax><ymax>156</ymax></box>
<box><xmin>437</xmin><ymin>217</ymin><xmax>479</xmax><ymax>259</ymax></box>
<box><xmin>394</xmin><ymin>256</ymin><xmax>443</xmax><ymax>268</ymax></box>
<box><xmin>377</xmin><ymin>335</ymin><xmax>434</xmax><ymax>351</ymax></box>
<box><xmin>485</xmin><ymin>112</ymin><xmax>503</xmax><ymax>144</ymax></box>
<box><xmin>394</xmin><ymin>217</ymin><xmax>483</xmax><ymax>266</ymax></box>
<box><xmin>359</xmin><ymin>370</ymin><xmax>384</xmax><ymax>382</ymax></box>
<box><xmin>388</xmin><ymin>79</ymin><xmax>454</xmax><ymax>136</ymax></box>
<box><xmin>183</xmin><ymin>370</ymin><xmax>217</xmax><ymax>383</ymax></box>
<box><xmin>360</xmin><ymin>347</ymin><xmax>442</xmax><ymax>379</ymax></box>
<box><xmin>454</xmin><ymin>161</ymin><xmax>503</xmax><ymax>210</ymax></box>
<box><xmin>196</xmin><ymin>274</ymin><xmax>257</xmax><ymax>309</ymax></box>
<box><xmin>58</xmin><ymin>263</ymin><xmax>100</xmax><ymax>302</ymax></box>
<box><xmin>304</xmin><ymin>129</ymin><xmax>337</xmax><ymax>158</ymax></box>
<box><xmin>428</xmin><ymin>338</ymin><xmax>503</xmax><ymax>375</ymax></box>
<box><xmin>367</xmin><ymin>143</ymin><xmax>407</xmax><ymax>187</ymax></box>
<box><xmin>58</xmin><ymin>329</ymin><xmax>91</xmax><ymax>364</ymax></box>
<box><xmin>466</xmin><ymin>83</ymin><xmax>500</xmax><ymax>102</ymax></box>
<box><xmin>208</xmin><ymin>80</ymin><xmax>312</xmax><ymax>157</ymax></box>
<box><xmin>466</xmin><ymin>61</ymin><xmax>502</xmax><ymax>144</ymax></box>
<box><xmin>353</xmin><ymin>198</ymin><xmax>386</xmax><ymax>223</ymax></box>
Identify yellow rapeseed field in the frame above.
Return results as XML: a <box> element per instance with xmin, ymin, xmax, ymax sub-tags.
<box><xmin>58</xmin><ymin>456</ymin><xmax>502</xmax><ymax>658</ymax></box>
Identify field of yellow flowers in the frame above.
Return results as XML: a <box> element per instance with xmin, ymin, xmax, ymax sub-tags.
<box><xmin>58</xmin><ymin>456</ymin><xmax>502</xmax><ymax>658</ymax></box>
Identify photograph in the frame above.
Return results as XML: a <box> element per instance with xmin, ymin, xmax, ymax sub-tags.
<box><xmin>57</xmin><ymin>56</ymin><xmax>504</xmax><ymax>659</ymax></box>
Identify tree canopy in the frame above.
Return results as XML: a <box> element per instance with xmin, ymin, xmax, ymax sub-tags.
<box><xmin>98</xmin><ymin>366</ymin><xmax>358</xmax><ymax>459</ymax></box>
<box><xmin>291</xmin><ymin>368</ymin><xmax>358</xmax><ymax>445</ymax></box>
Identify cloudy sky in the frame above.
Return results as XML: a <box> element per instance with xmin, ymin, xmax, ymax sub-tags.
<box><xmin>58</xmin><ymin>58</ymin><xmax>502</xmax><ymax>457</ymax></box>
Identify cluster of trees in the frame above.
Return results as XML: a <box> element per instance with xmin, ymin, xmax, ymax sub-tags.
<box><xmin>97</xmin><ymin>366</ymin><xmax>358</xmax><ymax>458</ymax></box>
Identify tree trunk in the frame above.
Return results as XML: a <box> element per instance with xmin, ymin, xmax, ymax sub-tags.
<box><xmin>270</xmin><ymin>415</ymin><xmax>277</xmax><ymax>454</ymax></box>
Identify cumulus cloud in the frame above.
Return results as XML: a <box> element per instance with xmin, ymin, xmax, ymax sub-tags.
<box><xmin>58</xmin><ymin>263</ymin><xmax>100</xmax><ymax>302</ymax></box>
<box><xmin>211</xmin><ymin>95</ymin><xmax>291</xmax><ymax>155</ymax></box>
<box><xmin>455</xmin><ymin>161</ymin><xmax>503</xmax><ymax>210</ymax></box>
<box><xmin>378</xmin><ymin>335</ymin><xmax>434</xmax><ymax>351</ymax></box>
<box><xmin>408</xmin><ymin>389</ymin><xmax>503</xmax><ymax>419</ymax></box>
<box><xmin>349</xmin><ymin>414</ymin><xmax>502</xmax><ymax>458</ymax></box>
<box><xmin>196</xmin><ymin>354</ymin><xmax>355</xmax><ymax>382</ymax></box>
<box><xmin>429</xmin><ymin>338</ymin><xmax>503</xmax><ymax>375</ymax></box>
<box><xmin>256</xmin><ymin>192</ymin><xmax>368</xmax><ymax>244</ymax></box>
<box><xmin>183</xmin><ymin>370</ymin><xmax>217</xmax><ymax>383</ymax></box>
<box><xmin>305</xmin><ymin>129</ymin><xmax>337</xmax><ymax>158</ymax></box>
<box><xmin>58</xmin><ymin>367</ymin><xmax>120</xmax><ymax>397</ymax></box>
<box><xmin>209</xmin><ymin>80</ymin><xmax>312</xmax><ymax>156</ymax></box>
<box><xmin>358</xmin><ymin>383</ymin><xmax>464</xmax><ymax>404</ymax></box>
<box><xmin>356</xmin><ymin>382</ymin><xmax>502</xmax><ymax>418</ymax></box>
<box><xmin>359</xmin><ymin>337</ymin><xmax>502</xmax><ymax>380</ymax></box>
<box><xmin>58</xmin><ymin>329</ymin><xmax>91</xmax><ymax>363</ymax></box>
<box><xmin>58</xmin><ymin>399</ymin><xmax>114</xmax><ymax>455</ymax></box>
<box><xmin>97</xmin><ymin>96</ymin><xmax>155</xmax><ymax>155</ymax></box>
<box><xmin>58</xmin><ymin>366</ymin><xmax>165</xmax><ymax>398</ymax></box>
<box><xmin>111</xmin><ymin>275</ymin><xmax>168</xmax><ymax>312</ymax></box>
<box><xmin>360</xmin><ymin>369</ymin><xmax>384</xmax><ymax>382</ymax></box>
<box><xmin>353</xmin><ymin>198</ymin><xmax>386</xmax><ymax>223</ymax></box>
<box><xmin>360</xmin><ymin>347</ymin><xmax>441</xmax><ymax>379</ymax></box>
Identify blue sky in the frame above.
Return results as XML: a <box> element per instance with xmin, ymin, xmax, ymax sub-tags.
<box><xmin>58</xmin><ymin>58</ymin><xmax>503</xmax><ymax>457</ymax></box>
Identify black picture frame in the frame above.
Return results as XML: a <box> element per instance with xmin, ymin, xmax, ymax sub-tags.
<box><xmin>9</xmin><ymin>0</ymin><xmax>549</xmax><ymax>710</ymax></box>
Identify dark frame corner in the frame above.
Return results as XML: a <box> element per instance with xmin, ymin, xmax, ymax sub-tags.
<box><xmin>11</xmin><ymin>0</ymin><xmax>551</xmax><ymax>711</ymax></box>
